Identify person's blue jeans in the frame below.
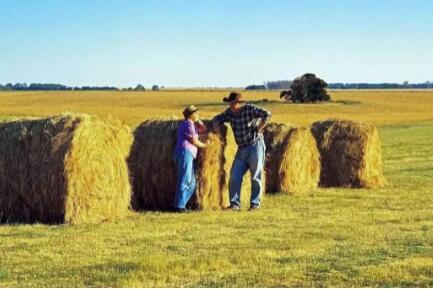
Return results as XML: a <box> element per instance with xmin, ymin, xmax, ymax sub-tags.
<box><xmin>229</xmin><ymin>138</ymin><xmax>266</xmax><ymax>208</ymax></box>
<box><xmin>174</xmin><ymin>149</ymin><xmax>196</xmax><ymax>209</ymax></box>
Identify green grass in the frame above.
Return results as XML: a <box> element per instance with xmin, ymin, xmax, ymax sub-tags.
<box><xmin>1</xmin><ymin>122</ymin><xmax>433</xmax><ymax>287</ymax></box>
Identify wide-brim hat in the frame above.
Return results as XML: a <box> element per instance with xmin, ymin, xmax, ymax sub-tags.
<box><xmin>223</xmin><ymin>92</ymin><xmax>244</xmax><ymax>103</ymax></box>
<box><xmin>183</xmin><ymin>104</ymin><xmax>199</xmax><ymax>117</ymax></box>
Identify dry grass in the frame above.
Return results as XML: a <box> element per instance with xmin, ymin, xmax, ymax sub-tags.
<box><xmin>311</xmin><ymin>119</ymin><xmax>384</xmax><ymax>188</ymax></box>
<box><xmin>1</xmin><ymin>90</ymin><xmax>433</xmax><ymax>127</ymax></box>
<box><xmin>0</xmin><ymin>91</ymin><xmax>432</xmax><ymax>286</ymax></box>
<box><xmin>0</xmin><ymin>113</ymin><xmax>132</xmax><ymax>224</ymax></box>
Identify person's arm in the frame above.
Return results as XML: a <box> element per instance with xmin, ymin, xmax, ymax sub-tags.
<box><xmin>185</xmin><ymin>121</ymin><xmax>209</xmax><ymax>148</ymax></box>
<box><xmin>212</xmin><ymin>109</ymin><xmax>230</xmax><ymax>134</ymax></box>
<box><xmin>251</xmin><ymin>104</ymin><xmax>272</xmax><ymax>133</ymax></box>
<box><xmin>191</xmin><ymin>136</ymin><xmax>209</xmax><ymax>148</ymax></box>
<box><xmin>195</xmin><ymin>119</ymin><xmax>208</xmax><ymax>134</ymax></box>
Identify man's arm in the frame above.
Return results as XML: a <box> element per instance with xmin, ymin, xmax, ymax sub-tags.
<box><xmin>251</xmin><ymin>104</ymin><xmax>271</xmax><ymax>133</ymax></box>
<box><xmin>212</xmin><ymin>109</ymin><xmax>230</xmax><ymax>133</ymax></box>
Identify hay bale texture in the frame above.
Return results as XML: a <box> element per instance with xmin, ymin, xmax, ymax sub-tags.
<box><xmin>311</xmin><ymin>119</ymin><xmax>384</xmax><ymax>188</ymax></box>
<box><xmin>263</xmin><ymin>123</ymin><xmax>320</xmax><ymax>194</ymax></box>
<box><xmin>128</xmin><ymin>119</ymin><xmax>235</xmax><ymax>211</ymax></box>
<box><xmin>0</xmin><ymin>114</ymin><xmax>132</xmax><ymax>224</ymax></box>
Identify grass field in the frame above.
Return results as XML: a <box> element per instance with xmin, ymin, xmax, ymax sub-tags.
<box><xmin>0</xmin><ymin>90</ymin><xmax>433</xmax><ymax>287</ymax></box>
<box><xmin>1</xmin><ymin>90</ymin><xmax>433</xmax><ymax>127</ymax></box>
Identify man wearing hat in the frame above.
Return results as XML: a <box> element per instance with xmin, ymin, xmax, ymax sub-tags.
<box><xmin>173</xmin><ymin>105</ymin><xmax>209</xmax><ymax>212</ymax></box>
<box><xmin>213</xmin><ymin>92</ymin><xmax>271</xmax><ymax>211</ymax></box>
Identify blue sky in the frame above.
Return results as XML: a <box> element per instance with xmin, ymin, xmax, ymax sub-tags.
<box><xmin>0</xmin><ymin>0</ymin><xmax>432</xmax><ymax>87</ymax></box>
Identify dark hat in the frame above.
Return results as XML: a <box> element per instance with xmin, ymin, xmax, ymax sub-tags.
<box><xmin>183</xmin><ymin>104</ymin><xmax>199</xmax><ymax>118</ymax></box>
<box><xmin>223</xmin><ymin>92</ymin><xmax>244</xmax><ymax>103</ymax></box>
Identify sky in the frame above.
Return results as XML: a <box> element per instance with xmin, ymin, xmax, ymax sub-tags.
<box><xmin>0</xmin><ymin>0</ymin><xmax>432</xmax><ymax>87</ymax></box>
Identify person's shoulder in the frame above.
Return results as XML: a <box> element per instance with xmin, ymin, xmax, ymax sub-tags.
<box><xmin>244</xmin><ymin>103</ymin><xmax>258</xmax><ymax>110</ymax></box>
<box><xmin>220</xmin><ymin>108</ymin><xmax>231</xmax><ymax>116</ymax></box>
<box><xmin>178</xmin><ymin>119</ymin><xmax>189</xmax><ymax>129</ymax></box>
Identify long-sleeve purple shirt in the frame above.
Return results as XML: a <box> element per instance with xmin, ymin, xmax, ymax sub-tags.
<box><xmin>174</xmin><ymin>119</ymin><xmax>199</xmax><ymax>158</ymax></box>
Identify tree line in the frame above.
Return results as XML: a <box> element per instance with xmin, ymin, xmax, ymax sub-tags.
<box><xmin>246</xmin><ymin>80</ymin><xmax>433</xmax><ymax>90</ymax></box>
<box><xmin>0</xmin><ymin>83</ymin><xmax>160</xmax><ymax>91</ymax></box>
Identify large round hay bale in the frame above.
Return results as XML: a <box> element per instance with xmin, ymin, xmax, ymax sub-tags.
<box><xmin>263</xmin><ymin>123</ymin><xmax>320</xmax><ymax>194</ymax></box>
<box><xmin>311</xmin><ymin>119</ymin><xmax>384</xmax><ymax>188</ymax></box>
<box><xmin>0</xmin><ymin>114</ymin><xmax>132</xmax><ymax>224</ymax></box>
<box><xmin>128</xmin><ymin>119</ymin><xmax>235</xmax><ymax>211</ymax></box>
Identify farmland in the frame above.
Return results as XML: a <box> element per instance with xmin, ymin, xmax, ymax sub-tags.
<box><xmin>0</xmin><ymin>90</ymin><xmax>433</xmax><ymax>287</ymax></box>
<box><xmin>0</xmin><ymin>90</ymin><xmax>433</xmax><ymax>127</ymax></box>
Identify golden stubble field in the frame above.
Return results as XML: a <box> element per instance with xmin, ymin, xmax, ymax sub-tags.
<box><xmin>0</xmin><ymin>89</ymin><xmax>433</xmax><ymax>287</ymax></box>
<box><xmin>1</xmin><ymin>90</ymin><xmax>433</xmax><ymax>127</ymax></box>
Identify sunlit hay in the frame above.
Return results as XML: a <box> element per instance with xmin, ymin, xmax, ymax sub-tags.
<box><xmin>128</xmin><ymin>119</ymin><xmax>234</xmax><ymax>211</ymax></box>
<box><xmin>263</xmin><ymin>123</ymin><xmax>320</xmax><ymax>194</ymax></box>
<box><xmin>311</xmin><ymin>119</ymin><xmax>384</xmax><ymax>188</ymax></box>
<box><xmin>0</xmin><ymin>113</ymin><xmax>132</xmax><ymax>224</ymax></box>
<box><xmin>278</xmin><ymin>127</ymin><xmax>321</xmax><ymax>194</ymax></box>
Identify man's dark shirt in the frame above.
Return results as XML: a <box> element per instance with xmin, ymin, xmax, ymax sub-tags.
<box><xmin>213</xmin><ymin>103</ymin><xmax>271</xmax><ymax>146</ymax></box>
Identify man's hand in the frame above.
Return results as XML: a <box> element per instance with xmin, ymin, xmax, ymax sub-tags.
<box><xmin>256</xmin><ymin>120</ymin><xmax>268</xmax><ymax>134</ymax></box>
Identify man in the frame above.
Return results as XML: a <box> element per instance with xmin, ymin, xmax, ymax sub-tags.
<box><xmin>213</xmin><ymin>92</ymin><xmax>271</xmax><ymax>211</ymax></box>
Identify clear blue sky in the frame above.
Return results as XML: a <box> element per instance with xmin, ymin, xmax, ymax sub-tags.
<box><xmin>1</xmin><ymin>0</ymin><xmax>432</xmax><ymax>87</ymax></box>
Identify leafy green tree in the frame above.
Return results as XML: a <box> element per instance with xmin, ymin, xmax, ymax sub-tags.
<box><xmin>135</xmin><ymin>84</ymin><xmax>145</xmax><ymax>91</ymax></box>
<box><xmin>288</xmin><ymin>73</ymin><xmax>330</xmax><ymax>103</ymax></box>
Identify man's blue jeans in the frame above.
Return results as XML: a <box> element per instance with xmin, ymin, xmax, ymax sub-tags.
<box><xmin>229</xmin><ymin>138</ymin><xmax>266</xmax><ymax>208</ymax></box>
<box><xmin>174</xmin><ymin>149</ymin><xmax>196</xmax><ymax>209</ymax></box>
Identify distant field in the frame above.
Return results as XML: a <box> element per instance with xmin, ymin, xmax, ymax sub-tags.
<box><xmin>1</xmin><ymin>90</ymin><xmax>433</xmax><ymax>127</ymax></box>
<box><xmin>0</xmin><ymin>90</ymin><xmax>433</xmax><ymax>287</ymax></box>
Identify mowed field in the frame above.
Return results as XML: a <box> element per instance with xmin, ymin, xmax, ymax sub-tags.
<box><xmin>0</xmin><ymin>90</ymin><xmax>433</xmax><ymax>287</ymax></box>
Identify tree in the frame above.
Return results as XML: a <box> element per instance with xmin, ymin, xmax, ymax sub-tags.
<box><xmin>152</xmin><ymin>85</ymin><xmax>159</xmax><ymax>91</ymax></box>
<box><xmin>286</xmin><ymin>73</ymin><xmax>331</xmax><ymax>103</ymax></box>
<box><xmin>135</xmin><ymin>84</ymin><xmax>145</xmax><ymax>91</ymax></box>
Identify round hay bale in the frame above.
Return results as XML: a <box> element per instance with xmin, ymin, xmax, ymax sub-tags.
<box><xmin>311</xmin><ymin>119</ymin><xmax>384</xmax><ymax>188</ymax></box>
<box><xmin>128</xmin><ymin>119</ymin><xmax>235</xmax><ymax>211</ymax></box>
<box><xmin>0</xmin><ymin>114</ymin><xmax>132</xmax><ymax>224</ymax></box>
<box><xmin>263</xmin><ymin>123</ymin><xmax>320</xmax><ymax>194</ymax></box>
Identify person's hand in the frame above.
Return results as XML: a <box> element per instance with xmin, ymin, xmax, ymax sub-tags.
<box><xmin>256</xmin><ymin>124</ymin><xmax>265</xmax><ymax>134</ymax></box>
<box><xmin>205</xmin><ymin>139</ymin><xmax>211</xmax><ymax>146</ymax></box>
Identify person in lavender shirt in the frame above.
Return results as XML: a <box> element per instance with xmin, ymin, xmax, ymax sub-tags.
<box><xmin>173</xmin><ymin>105</ymin><xmax>209</xmax><ymax>212</ymax></box>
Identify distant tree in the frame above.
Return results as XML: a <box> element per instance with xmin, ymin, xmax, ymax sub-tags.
<box><xmin>4</xmin><ymin>83</ymin><xmax>13</xmax><ymax>90</ymax></box>
<box><xmin>266</xmin><ymin>80</ymin><xmax>292</xmax><ymax>90</ymax></box>
<box><xmin>245</xmin><ymin>84</ymin><xmax>266</xmax><ymax>90</ymax></box>
<box><xmin>135</xmin><ymin>84</ymin><xmax>145</xmax><ymax>91</ymax></box>
<box><xmin>287</xmin><ymin>73</ymin><xmax>331</xmax><ymax>103</ymax></box>
<box><xmin>13</xmin><ymin>83</ymin><xmax>28</xmax><ymax>90</ymax></box>
<box><xmin>152</xmin><ymin>85</ymin><xmax>160</xmax><ymax>91</ymax></box>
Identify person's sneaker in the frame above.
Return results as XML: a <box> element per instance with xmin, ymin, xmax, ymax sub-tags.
<box><xmin>224</xmin><ymin>205</ymin><xmax>240</xmax><ymax>211</ymax></box>
<box><xmin>248</xmin><ymin>206</ymin><xmax>260</xmax><ymax>211</ymax></box>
